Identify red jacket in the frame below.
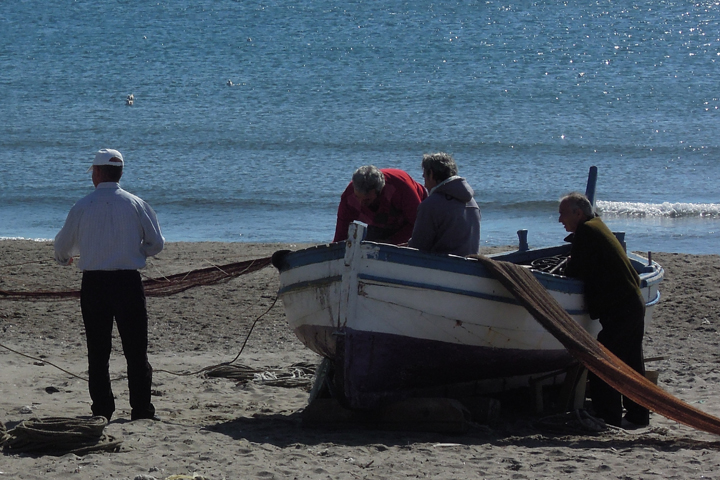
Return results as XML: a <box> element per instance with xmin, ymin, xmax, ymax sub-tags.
<box><xmin>333</xmin><ymin>169</ymin><xmax>427</xmax><ymax>244</ymax></box>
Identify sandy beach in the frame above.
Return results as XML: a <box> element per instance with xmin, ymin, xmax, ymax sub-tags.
<box><xmin>2</xmin><ymin>239</ymin><xmax>720</xmax><ymax>479</ymax></box>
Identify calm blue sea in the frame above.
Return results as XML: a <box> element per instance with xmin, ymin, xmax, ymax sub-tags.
<box><xmin>2</xmin><ymin>1</ymin><xmax>719</xmax><ymax>254</ymax></box>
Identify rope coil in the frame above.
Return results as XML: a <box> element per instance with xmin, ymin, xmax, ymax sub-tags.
<box><xmin>1</xmin><ymin>416</ymin><xmax>122</xmax><ymax>455</ymax></box>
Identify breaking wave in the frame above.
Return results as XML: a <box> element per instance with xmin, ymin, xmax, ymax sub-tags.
<box><xmin>598</xmin><ymin>200</ymin><xmax>720</xmax><ymax>218</ymax></box>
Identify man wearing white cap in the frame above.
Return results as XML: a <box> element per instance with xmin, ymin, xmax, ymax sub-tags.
<box><xmin>55</xmin><ymin>148</ymin><xmax>165</xmax><ymax>422</ymax></box>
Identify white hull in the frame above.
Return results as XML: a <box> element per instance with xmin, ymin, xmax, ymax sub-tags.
<box><xmin>273</xmin><ymin>223</ymin><xmax>663</xmax><ymax>408</ymax></box>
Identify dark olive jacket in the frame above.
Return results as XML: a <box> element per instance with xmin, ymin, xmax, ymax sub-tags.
<box><xmin>565</xmin><ymin>216</ymin><xmax>642</xmax><ymax>319</ymax></box>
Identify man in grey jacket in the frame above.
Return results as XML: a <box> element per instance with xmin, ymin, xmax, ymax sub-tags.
<box><xmin>408</xmin><ymin>152</ymin><xmax>481</xmax><ymax>256</ymax></box>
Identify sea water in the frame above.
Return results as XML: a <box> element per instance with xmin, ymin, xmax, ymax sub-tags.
<box><xmin>2</xmin><ymin>0</ymin><xmax>719</xmax><ymax>254</ymax></box>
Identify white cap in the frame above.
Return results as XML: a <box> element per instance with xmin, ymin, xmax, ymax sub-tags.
<box><xmin>87</xmin><ymin>148</ymin><xmax>124</xmax><ymax>172</ymax></box>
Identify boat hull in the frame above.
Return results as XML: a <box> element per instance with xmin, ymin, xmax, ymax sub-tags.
<box><xmin>274</xmin><ymin>224</ymin><xmax>664</xmax><ymax>409</ymax></box>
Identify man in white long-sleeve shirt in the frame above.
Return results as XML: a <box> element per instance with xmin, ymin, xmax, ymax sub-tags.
<box><xmin>55</xmin><ymin>148</ymin><xmax>164</xmax><ymax>422</ymax></box>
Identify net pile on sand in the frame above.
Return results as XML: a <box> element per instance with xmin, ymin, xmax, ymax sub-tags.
<box><xmin>0</xmin><ymin>256</ymin><xmax>272</xmax><ymax>300</ymax></box>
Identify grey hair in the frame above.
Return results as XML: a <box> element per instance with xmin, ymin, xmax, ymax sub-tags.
<box><xmin>352</xmin><ymin>165</ymin><xmax>385</xmax><ymax>194</ymax></box>
<box><xmin>421</xmin><ymin>152</ymin><xmax>458</xmax><ymax>183</ymax></box>
<box><xmin>560</xmin><ymin>192</ymin><xmax>595</xmax><ymax>218</ymax></box>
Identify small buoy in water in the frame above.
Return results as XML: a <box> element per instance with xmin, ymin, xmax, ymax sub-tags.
<box><xmin>126</xmin><ymin>93</ymin><xmax>134</xmax><ymax>106</ymax></box>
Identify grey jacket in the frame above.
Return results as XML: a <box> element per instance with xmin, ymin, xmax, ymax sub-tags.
<box><xmin>408</xmin><ymin>176</ymin><xmax>481</xmax><ymax>256</ymax></box>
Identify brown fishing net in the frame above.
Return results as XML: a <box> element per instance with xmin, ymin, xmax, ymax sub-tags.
<box><xmin>473</xmin><ymin>254</ymin><xmax>720</xmax><ymax>436</ymax></box>
<box><xmin>0</xmin><ymin>257</ymin><xmax>272</xmax><ymax>300</ymax></box>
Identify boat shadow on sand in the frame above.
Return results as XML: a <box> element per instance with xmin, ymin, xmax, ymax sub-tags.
<box><xmin>204</xmin><ymin>407</ymin><xmax>720</xmax><ymax>453</ymax></box>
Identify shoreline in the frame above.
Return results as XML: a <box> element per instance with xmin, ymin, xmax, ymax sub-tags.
<box><xmin>2</xmin><ymin>240</ymin><xmax>720</xmax><ymax>478</ymax></box>
<box><xmin>3</xmin><ymin>232</ymin><xmax>719</xmax><ymax>257</ymax></box>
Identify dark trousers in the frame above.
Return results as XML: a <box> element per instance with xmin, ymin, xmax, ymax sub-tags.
<box><xmin>81</xmin><ymin>270</ymin><xmax>154</xmax><ymax>421</ymax></box>
<box><xmin>589</xmin><ymin>293</ymin><xmax>649</xmax><ymax>426</ymax></box>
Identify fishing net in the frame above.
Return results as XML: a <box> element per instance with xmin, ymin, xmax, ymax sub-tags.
<box><xmin>0</xmin><ymin>256</ymin><xmax>272</xmax><ymax>300</ymax></box>
<box><xmin>472</xmin><ymin>254</ymin><xmax>720</xmax><ymax>436</ymax></box>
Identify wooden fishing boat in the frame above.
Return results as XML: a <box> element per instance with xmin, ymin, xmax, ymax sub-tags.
<box><xmin>272</xmin><ymin>222</ymin><xmax>663</xmax><ymax>410</ymax></box>
<box><xmin>271</xmin><ymin>169</ymin><xmax>664</xmax><ymax>409</ymax></box>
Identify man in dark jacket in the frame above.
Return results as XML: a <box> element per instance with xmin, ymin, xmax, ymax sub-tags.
<box><xmin>408</xmin><ymin>153</ymin><xmax>481</xmax><ymax>256</ymax></box>
<box><xmin>559</xmin><ymin>192</ymin><xmax>649</xmax><ymax>428</ymax></box>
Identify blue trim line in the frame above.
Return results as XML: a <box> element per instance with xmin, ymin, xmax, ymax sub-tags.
<box><xmin>276</xmin><ymin>241</ymin><xmax>661</xmax><ymax>299</ymax></box>
<box><xmin>276</xmin><ymin>243</ymin><xmax>346</xmax><ymax>272</ymax></box>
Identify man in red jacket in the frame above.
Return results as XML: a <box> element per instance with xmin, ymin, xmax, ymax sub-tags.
<box><xmin>333</xmin><ymin>165</ymin><xmax>427</xmax><ymax>244</ymax></box>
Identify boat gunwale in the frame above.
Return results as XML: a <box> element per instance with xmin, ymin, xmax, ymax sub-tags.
<box><xmin>274</xmin><ymin>240</ymin><xmax>664</xmax><ymax>295</ymax></box>
<box><xmin>279</xmin><ymin>269</ymin><xmax>662</xmax><ymax>315</ymax></box>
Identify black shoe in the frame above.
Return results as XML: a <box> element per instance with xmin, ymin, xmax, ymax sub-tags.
<box><xmin>623</xmin><ymin>414</ymin><xmax>649</xmax><ymax>428</ymax></box>
<box><xmin>593</xmin><ymin>411</ymin><xmax>622</xmax><ymax>427</ymax></box>
<box><xmin>621</xmin><ymin>418</ymin><xmax>648</xmax><ymax>430</ymax></box>
<box><xmin>131</xmin><ymin>413</ymin><xmax>161</xmax><ymax>421</ymax></box>
<box><xmin>131</xmin><ymin>402</ymin><xmax>157</xmax><ymax>421</ymax></box>
<box><xmin>603</xmin><ymin>417</ymin><xmax>622</xmax><ymax>428</ymax></box>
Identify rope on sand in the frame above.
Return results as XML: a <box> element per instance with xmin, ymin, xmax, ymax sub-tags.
<box><xmin>0</xmin><ymin>342</ymin><xmax>89</xmax><ymax>382</ymax></box>
<box><xmin>163</xmin><ymin>475</ymin><xmax>209</xmax><ymax>480</ymax></box>
<box><xmin>0</xmin><ymin>256</ymin><xmax>273</xmax><ymax>300</ymax></box>
<box><xmin>0</xmin><ymin>296</ymin><xmax>296</xmax><ymax>387</ymax></box>
<box><xmin>0</xmin><ymin>421</ymin><xmax>9</xmax><ymax>446</ymax></box>
<box><xmin>0</xmin><ymin>416</ymin><xmax>122</xmax><ymax>455</ymax></box>
<box><xmin>204</xmin><ymin>362</ymin><xmax>316</xmax><ymax>389</ymax></box>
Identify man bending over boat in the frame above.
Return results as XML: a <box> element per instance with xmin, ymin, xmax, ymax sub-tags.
<box><xmin>408</xmin><ymin>152</ymin><xmax>481</xmax><ymax>256</ymax></box>
<box><xmin>559</xmin><ymin>192</ymin><xmax>649</xmax><ymax>428</ymax></box>
<box><xmin>333</xmin><ymin>165</ymin><xmax>427</xmax><ymax>244</ymax></box>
